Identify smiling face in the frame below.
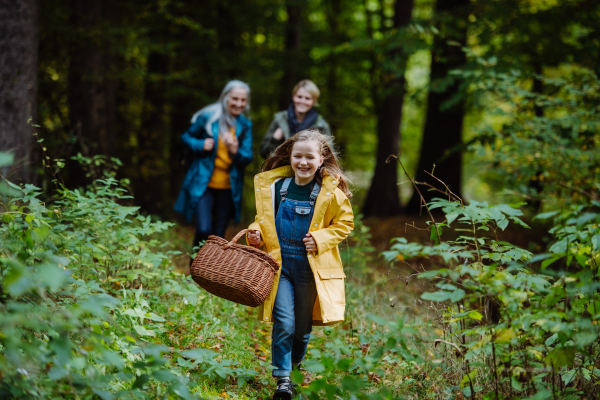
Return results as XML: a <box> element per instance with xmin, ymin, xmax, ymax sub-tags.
<box><xmin>292</xmin><ymin>87</ymin><xmax>315</xmax><ymax>116</ymax></box>
<box><xmin>290</xmin><ymin>140</ymin><xmax>323</xmax><ymax>185</ymax></box>
<box><xmin>227</xmin><ymin>88</ymin><xmax>248</xmax><ymax>117</ymax></box>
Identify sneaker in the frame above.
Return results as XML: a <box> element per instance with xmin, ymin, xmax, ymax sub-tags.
<box><xmin>272</xmin><ymin>378</ymin><xmax>294</xmax><ymax>400</ymax></box>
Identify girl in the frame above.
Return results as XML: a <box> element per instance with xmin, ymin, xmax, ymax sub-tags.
<box><xmin>174</xmin><ymin>80</ymin><xmax>253</xmax><ymax>256</ymax></box>
<box><xmin>247</xmin><ymin>129</ymin><xmax>354</xmax><ymax>399</ymax></box>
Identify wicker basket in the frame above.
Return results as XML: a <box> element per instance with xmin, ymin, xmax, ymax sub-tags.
<box><xmin>190</xmin><ymin>229</ymin><xmax>280</xmax><ymax>307</ymax></box>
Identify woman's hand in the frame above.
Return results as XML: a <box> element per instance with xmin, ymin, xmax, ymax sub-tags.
<box><xmin>273</xmin><ymin>127</ymin><xmax>284</xmax><ymax>140</ymax></box>
<box><xmin>223</xmin><ymin>132</ymin><xmax>239</xmax><ymax>154</ymax></box>
<box><xmin>303</xmin><ymin>233</ymin><xmax>317</xmax><ymax>252</ymax></box>
<box><xmin>203</xmin><ymin>138</ymin><xmax>215</xmax><ymax>151</ymax></box>
<box><xmin>247</xmin><ymin>230</ymin><xmax>261</xmax><ymax>246</ymax></box>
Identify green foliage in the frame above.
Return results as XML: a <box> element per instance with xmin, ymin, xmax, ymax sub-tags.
<box><xmin>464</xmin><ymin>60</ymin><xmax>600</xmax><ymax>205</ymax></box>
<box><xmin>0</xmin><ymin>154</ymin><xmax>245</xmax><ymax>399</ymax></box>
<box><xmin>384</xmin><ymin>199</ymin><xmax>600</xmax><ymax>397</ymax></box>
<box><xmin>340</xmin><ymin>212</ymin><xmax>376</xmax><ymax>274</ymax></box>
<box><xmin>296</xmin><ymin>315</ymin><xmax>422</xmax><ymax>400</ymax></box>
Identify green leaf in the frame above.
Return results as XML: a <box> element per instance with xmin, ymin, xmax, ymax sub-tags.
<box><xmin>422</xmin><ymin>291</ymin><xmax>451</xmax><ymax>302</ymax></box>
<box><xmin>367</xmin><ymin>313</ymin><xmax>387</xmax><ymax>325</ymax></box>
<box><xmin>591</xmin><ymin>234</ymin><xmax>600</xmax><ymax>251</ymax></box>
<box><xmin>291</xmin><ymin>369</ymin><xmax>304</xmax><ymax>385</ymax></box>
<box><xmin>495</xmin><ymin>329</ymin><xmax>516</xmax><ymax>344</ymax></box>
<box><xmin>51</xmin><ymin>336</ymin><xmax>72</xmax><ymax>367</ymax></box>
<box><xmin>460</xmin><ymin>368</ymin><xmax>477</xmax><ymax>388</ymax></box>
<box><xmin>38</xmin><ymin>264</ymin><xmax>68</xmax><ymax>291</ymax></box>
<box><xmin>303</xmin><ymin>360</ymin><xmax>325</xmax><ymax>373</ymax></box>
<box><xmin>422</xmin><ymin>291</ymin><xmax>453</xmax><ymax>302</ymax></box>
<box><xmin>181</xmin><ymin>348</ymin><xmax>213</xmax><ymax>359</ymax></box>
<box><xmin>336</xmin><ymin>358</ymin><xmax>353</xmax><ymax>372</ymax></box>
<box><xmin>468</xmin><ymin>311</ymin><xmax>483</xmax><ymax>321</ymax></box>
<box><xmin>159</xmin><ymin>284</ymin><xmax>172</xmax><ymax>295</ymax></box>
<box><xmin>132</xmin><ymin>374</ymin><xmax>150</xmax><ymax>389</ymax></box>
<box><xmin>430</xmin><ymin>225</ymin><xmax>442</xmax><ymax>244</ymax></box>
<box><xmin>446</xmin><ymin>212</ymin><xmax>459</xmax><ymax>225</ymax></box>
<box><xmin>545</xmin><ymin>347</ymin><xmax>575</xmax><ymax>368</ymax></box>
<box><xmin>0</xmin><ymin>152</ymin><xmax>15</xmax><ymax>167</ymax></box>
<box><xmin>497</xmin><ymin>219</ymin><xmax>509</xmax><ymax>230</ymax></box>
<box><xmin>534</xmin><ymin>211</ymin><xmax>559</xmax><ymax>220</ymax></box>
<box><xmin>152</xmin><ymin>370</ymin><xmax>176</xmax><ymax>382</ymax></box>
<box><xmin>341</xmin><ymin>375</ymin><xmax>364</xmax><ymax>393</ymax></box>
<box><xmin>450</xmin><ymin>289</ymin><xmax>466</xmax><ymax>303</ymax></box>
<box><xmin>541</xmin><ymin>256</ymin><xmax>560</xmax><ymax>269</ymax></box>
<box><xmin>91</xmin><ymin>388</ymin><xmax>115</xmax><ymax>400</ymax></box>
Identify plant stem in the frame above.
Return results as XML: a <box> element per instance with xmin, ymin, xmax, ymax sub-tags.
<box><xmin>492</xmin><ymin>332</ymin><xmax>499</xmax><ymax>400</ymax></box>
<box><xmin>388</xmin><ymin>155</ymin><xmax>441</xmax><ymax>244</ymax></box>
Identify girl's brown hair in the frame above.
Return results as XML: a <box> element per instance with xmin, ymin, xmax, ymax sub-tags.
<box><xmin>261</xmin><ymin>129</ymin><xmax>352</xmax><ymax>197</ymax></box>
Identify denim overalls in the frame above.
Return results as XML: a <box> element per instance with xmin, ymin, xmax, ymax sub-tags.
<box><xmin>271</xmin><ymin>178</ymin><xmax>321</xmax><ymax>378</ymax></box>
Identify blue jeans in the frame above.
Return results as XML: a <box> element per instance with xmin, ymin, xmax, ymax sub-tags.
<box><xmin>271</xmin><ymin>196</ymin><xmax>318</xmax><ymax>377</ymax></box>
<box><xmin>192</xmin><ymin>188</ymin><xmax>233</xmax><ymax>250</ymax></box>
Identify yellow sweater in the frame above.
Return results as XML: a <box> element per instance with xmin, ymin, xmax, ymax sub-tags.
<box><xmin>207</xmin><ymin>130</ymin><xmax>234</xmax><ymax>189</ymax></box>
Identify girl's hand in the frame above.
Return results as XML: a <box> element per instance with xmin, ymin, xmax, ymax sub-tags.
<box><xmin>247</xmin><ymin>230</ymin><xmax>261</xmax><ymax>246</ymax></box>
<box><xmin>303</xmin><ymin>233</ymin><xmax>317</xmax><ymax>252</ymax></box>
<box><xmin>273</xmin><ymin>127</ymin><xmax>284</xmax><ymax>140</ymax></box>
<box><xmin>203</xmin><ymin>138</ymin><xmax>215</xmax><ymax>151</ymax></box>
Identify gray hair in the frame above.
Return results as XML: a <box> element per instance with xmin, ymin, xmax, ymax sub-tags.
<box><xmin>191</xmin><ymin>80</ymin><xmax>251</xmax><ymax>136</ymax></box>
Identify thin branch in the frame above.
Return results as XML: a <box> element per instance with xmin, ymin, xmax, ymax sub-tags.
<box><xmin>424</xmin><ymin>170</ymin><xmax>464</xmax><ymax>204</ymax></box>
<box><xmin>387</xmin><ymin>155</ymin><xmax>441</xmax><ymax>244</ymax></box>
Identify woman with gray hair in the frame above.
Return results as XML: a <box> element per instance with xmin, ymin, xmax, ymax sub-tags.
<box><xmin>260</xmin><ymin>79</ymin><xmax>332</xmax><ymax>159</ymax></box>
<box><xmin>175</xmin><ymin>80</ymin><xmax>253</xmax><ymax>253</ymax></box>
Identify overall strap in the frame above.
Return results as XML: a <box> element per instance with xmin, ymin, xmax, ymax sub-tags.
<box><xmin>309</xmin><ymin>182</ymin><xmax>321</xmax><ymax>206</ymax></box>
<box><xmin>279</xmin><ymin>177</ymin><xmax>293</xmax><ymax>202</ymax></box>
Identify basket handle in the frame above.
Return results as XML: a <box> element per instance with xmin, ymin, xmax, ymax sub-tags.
<box><xmin>223</xmin><ymin>228</ymin><xmax>259</xmax><ymax>250</ymax></box>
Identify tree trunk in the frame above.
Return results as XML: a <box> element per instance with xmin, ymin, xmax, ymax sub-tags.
<box><xmin>362</xmin><ymin>0</ymin><xmax>414</xmax><ymax>217</ymax></box>
<box><xmin>68</xmin><ymin>0</ymin><xmax>118</xmax><ymax>158</ymax></box>
<box><xmin>325</xmin><ymin>0</ymin><xmax>341</xmax><ymax>144</ymax></box>
<box><xmin>279</xmin><ymin>0</ymin><xmax>305</xmax><ymax>110</ymax></box>
<box><xmin>135</xmin><ymin>52</ymin><xmax>171</xmax><ymax>215</ymax></box>
<box><xmin>0</xmin><ymin>0</ymin><xmax>39</xmax><ymax>183</ymax></box>
<box><xmin>406</xmin><ymin>0</ymin><xmax>469</xmax><ymax>213</ymax></box>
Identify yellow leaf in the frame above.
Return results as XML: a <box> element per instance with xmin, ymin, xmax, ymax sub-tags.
<box><xmin>494</xmin><ymin>329</ymin><xmax>515</xmax><ymax>344</ymax></box>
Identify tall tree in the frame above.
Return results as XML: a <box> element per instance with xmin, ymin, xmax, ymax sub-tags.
<box><xmin>406</xmin><ymin>0</ymin><xmax>469</xmax><ymax>213</ymax></box>
<box><xmin>279</xmin><ymin>0</ymin><xmax>305</xmax><ymax>110</ymax></box>
<box><xmin>68</xmin><ymin>0</ymin><xmax>118</xmax><ymax>159</ymax></box>
<box><xmin>135</xmin><ymin>51</ymin><xmax>171</xmax><ymax>215</ymax></box>
<box><xmin>362</xmin><ymin>0</ymin><xmax>414</xmax><ymax>217</ymax></box>
<box><xmin>0</xmin><ymin>0</ymin><xmax>39</xmax><ymax>183</ymax></box>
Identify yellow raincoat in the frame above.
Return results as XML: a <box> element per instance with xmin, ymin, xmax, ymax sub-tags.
<box><xmin>247</xmin><ymin>166</ymin><xmax>354</xmax><ymax>326</ymax></box>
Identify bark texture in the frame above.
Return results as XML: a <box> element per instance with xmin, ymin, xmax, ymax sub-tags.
<box><xmin>68</xmin><ymin>0</ymin><xmax>118</xmax><ymax>158</ymax></box>
<box><xmin>362</xmin><ymin>0</ymin><xmax>414</xmax><ymax>217</ymax></box>
<box><xmin>135</xmin><ymin>52</ymin><xmax>171</xmax><ymax>215</ymax></box>
<box><xmin>406</xmin><ymin>0</ymin><xmax>468</xmax><ymax>213</ymax></box>
<box><xmin>0</xmin><ymin>0</ymin><xmax>39</xmax><ymax>182</ymax></box>
<box><xmin>279</xmin><ymin>0</ymin><xmax>305</xmax><ymax>110</ymax></box>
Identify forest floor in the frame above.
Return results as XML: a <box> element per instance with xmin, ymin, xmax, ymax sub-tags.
<box><xmin>156</xmin><ymin>211</ymin><xmax>545</xmax><ymax>399</ymax></box>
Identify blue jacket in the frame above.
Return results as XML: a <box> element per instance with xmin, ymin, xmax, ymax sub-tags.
<box><xmin>174</xmin><ymin>112</ymin><xmax>253</xmax><ymax>224</ymax></box>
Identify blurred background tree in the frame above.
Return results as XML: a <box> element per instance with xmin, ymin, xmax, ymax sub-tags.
<box><xmin>1</xmin><ymin>0</ymin><xmax>598</xmax><ymax>223</ymax></box>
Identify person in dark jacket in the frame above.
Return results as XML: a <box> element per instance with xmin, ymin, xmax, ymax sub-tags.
<box><xmin>174</xmin><ymin>80</ymin><xmax>253</xmax><ymax>252</ymax></box>
<box><xmin>260</xmin><ymin>80</ymin><xmax>331</xmax><ymax>159</ymax></box>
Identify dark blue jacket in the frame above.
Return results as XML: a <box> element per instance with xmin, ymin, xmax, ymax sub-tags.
<box><xmin>174</xmin><ymin>112</ymin><xmax>253</xmax><ymax>223</ymax></box>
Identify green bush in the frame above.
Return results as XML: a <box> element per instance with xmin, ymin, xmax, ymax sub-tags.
<box><xmin>0</xmin><ymin>155</ymin><xmax>229</xmax><ymax>399</ymax></box>
<box><xmin>385</xmin><ymin>198</ymin><xmax>600</xmax><ymax>398</ymax></box>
